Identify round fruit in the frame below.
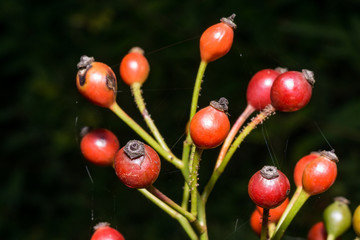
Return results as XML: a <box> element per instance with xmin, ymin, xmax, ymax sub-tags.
<box><xmin>199</xmin><ymin>14</ymin><xmax>236</xmax><ymax>63</ymax></box>
<box><xmin>293</xmin><ymin>151</ymin><xmax>320</xmax><ymax>187</ymax></box>
<box><xmin>256</xmin><ymin>197</ymin><xmax>289</xmax><ymax>222</ymax></box>
<box><xmin>248</xmin><ymin>165</ymin><xmax>290</xmax><ymax>209</ymax></box>
<box><xmin>353</xmin><ymin>205</ymin><xmax>360</xmax><ymax>236</ymax></box>
<box><xmin>307</xmin><ymin>222</ymin><xmax>327</xmax><ymax>240</ymax></box>
<box><xmin>323</xmin><ymin>197</ymin><xmax>352</xmax><ymax>239</ymax></box>
<box><xmin>246</xmin><ymin>68</ymin><xmax>287</xmax><ymax>111</ymax></box>
<box><xmin>302</xmin><ymin>150</ymin><xmax>338</xmax><ymax>195</ymax></box>
<box><xmin>270</xmin><ymin>69</ymin><xmax>315</xmax><ymax>112</ymax></box>
<box><xmin>91</xmin><ymin>222</ymin><xmax>125</xmax><ymax>240</ymax></box>
<box><xmin>80</xmin><ymin>127</ymin><xmax>120</xmax><ymax>166</ymax></box>
<box><xmin>76</xmin><ymin>55</ymin><xmax>117</xmax><ymax>108</ymax></box>
<box><xmin>189</xmin><ymin>97</ymin><xmax>230</xmax><ymax>149</ymax></box>
<box><xmin>114</xmin><ymin>140</ymin><xmax>161</xmax><ymax>188</ymax></box>
<box><xmin>119</xmin><ymin>47</ymin><xmax>150</xmax><ymax>86</ymax></box>
<box><xmin>250</xmin><ymin>209</ymin><xmax>263</xmax><ymax>236</ymax></box>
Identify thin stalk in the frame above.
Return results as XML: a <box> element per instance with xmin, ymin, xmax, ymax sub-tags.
<box><xmin>202</xmin><ymin>105</ymin><xmax>275</xmax><ymax>202</ymax></box>
<box><xmin>275</xmin><ymin>186</ymin><xmax>303</xmax><ymax>234</ymax></box>
<box><xmin>190</xmin><ymin>148</ymin><xmax>203</xmax><ymax>217</ymax></box>
<box><xmin>181</xmin><ymin>138</ymin><xmax>192</xmax><ymax>208</ymax></box>
<box><xmin>131</xmin><ymin>82</ymin><xmax>171</xmax><ymax>152</ymax></box>
<box><xmin>215</xmin><ymin>104</ymin><xmax>255</xmax><ymax>169</ymax></box>
<box><xmin>109</xmin><ymin>102</ymin><xmax>183</xmax><ymax>169</ymax></box>
<box><xmin>271</xmin><ymin>189</ymin><xmax>310</xmax><ymax>240</ymax></box>
<box><xmin>138</xmin><ymin>188</ymin><xmax>198</xmax><ymax>240</ymax></box>
<box><xmin>182</xmin><ymin>60</ymin><xmax>208</xmax><ymax>178</ymax></box>
<box><xmin>198</xmin><ymin>194</ymin><xmax>209</xmax><ymax>240</ymax></box>
<box><xmin>146</xmin><ymin>185</ymin><xmax>196</xmax><ymax>222</ymax></box>
<box><xmin>326</xmin><ymin>234</ymin><xmax>336</xmax><ymax>240</ymax></box>
<box><xmin>261</xmin><ymin>208</ymin><xmax>270</xmax><ymax>240</ymax></box>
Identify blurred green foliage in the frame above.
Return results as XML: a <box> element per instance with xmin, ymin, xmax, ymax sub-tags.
<box><xmin>1</xmin><ymin>0</ymin><xmax>360</xmax><ymax>239</ymax></box>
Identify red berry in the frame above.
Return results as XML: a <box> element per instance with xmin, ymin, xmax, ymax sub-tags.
<box><xmin>91</xmin><ymin>222</ymin><xmax>125</xmax><ymax>240</ymax></box>
<box><xmin>76</xmin><ymin>56</ymin><xmax>117</xmax><ymax>108</ymax></box>
<box><xmin>80</xmin><ymin>127</ymin><xmax>120</xmax><ymax>166</ymax></box>
<box><xmin>119</xmin><ymin>47</ymin><xmax>150</xmax><ymax>86</ymax></box>
<box><xmin>199</xmin><ymin>14</ymin><xmax>236</xmax><ymax>63</ymax></box>
<box><xmin>293</xmin><ymin>151</ymin><xmax>320</xmax><ymax>187</ymax></box>
<box><xmin>270</xmin><ymin>69</ymin><xmax>315</xmax><ymax>112</ymax></box>
<box><xmin>302</xmin><ymin>150</ymin><xmax>338</xmax><ymax>195</ymax></box>
<box><xmin>248</xmin><ymin>166</ymin><xmax>290</xmax><ymax>209</ymax></box>
<box><xmin>246</xmin><ymin>68</ymin><xmax>287</xmax><ymax>111</ymax></box>
<box><xmin>353</xmin><ymin>205</ymin><xmax>360</xmax><ymax>237</ymax></box>
<box><xmin>307</xmin><ymin>222</ymin><xmax>328</xmax><ymax>240</ymax></box>
<box><xmin>114</xmin><ymin>140</ymin><xmax>161</xmax><ymax>188</ymax></box>
<box><xmin>250</xmin><ymin>209</ymin><xmax>263</xmax><ymax>236</ymax></box>
<box><xmin>189</xmin><ymin>97</ymin><xmax>230</xmax><ymax>149</ymax></box>
<box><xmin>256</xmin><ymin>197</ymin><xmax>289</xmax><ymax>223</ymax></box>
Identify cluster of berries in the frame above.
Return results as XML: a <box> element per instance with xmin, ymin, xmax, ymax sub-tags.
<box><xmin>75</xmin><ymin>13</ymin><xmax>359</xmax><ymax>240</ymax></box>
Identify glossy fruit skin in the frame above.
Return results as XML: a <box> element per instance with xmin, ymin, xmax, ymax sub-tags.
<box><xmin>307</xmin><ymin>222</ymin><xmax>328</xmax><ymax>240</ymax></box>
<box><xmin>120</xmin><ymin>47</ymin><xmax>150</xmax><ymax>86</ymax></box>
<box><xmin>199</xmin><ymin>15</ymin><xmax>236</xmax><ymax>63</ymax></box>
<box><xmin>323</xmin><ymin>197</ymin><xmax>351</xmax><ymax>238</ymax></box>
<box><xmin>246</xmin><ymin>68</ymin><xmax>284</xmax><ymax>111</ymax></box>
<box><xmin>114</xmin><ymin>140</ymin><xmax>161</xmax><ymax>188</ymax></box>
<box><xmin>270</xmin><ymin>70</ymin><xmax>314</xmax><ymax>112</ymax></box>
<box><xmin>76</xmin><ymin>56</ymin><xmax>117</xmax><ymax>108</ymax></box>
<box><xmin>189</xmin><ymin>99</ymin><xmax>230</xmax><ymax>149</ymax></box>
<box><xmin>353</xmin><ymin>205</ymin><xmax>360</xmax><ymax>236</ymax></box>
<box><xmin>91</xmin><ymin>222</ymin><xmax>125</xmax><ymax>240</ymax></box>
<box><xmin>302</xmin><ymin>151</ymin><xmax>338</xmax><ymax>195</ymax></box>
<box><xmin>248</xmin><ymin>166</ymin><xmax>290</xmax><ymax>209</ymax></box>
<box><xmin>256</xmin><ymin>197</ymin><xmax>289</xmax><ymax>222</ymax></box>
<box><xmin>80</xmin><ymin>128</ymin><xmax>120</xmax><ymax>166</ymax></box>
<box><xmin>293</xmin><ymin>152</ymin><xmax>320</xmax><ymax>187</ymax></box>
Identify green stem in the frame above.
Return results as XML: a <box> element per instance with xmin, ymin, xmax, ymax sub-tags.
<box><xmin>131</xmin><ymin>82</ymin><xmax>171</xmax><ymax>152</ymax></box>
<box><xmin>202</xmin><ymin>105</ymin><xmax>275</xmax><ymax>203</ymax></box>
<box><xmin>275</xmin><ymin>186</ymin><xmax>303</xmax><ymax>234</ymax></box>
<box><xmin>261</xmin><ymin>208</ymin><xmax>270</xmax><ymax>240</ymax></box>
<box><xmin>138</xmin><ymin>188</ymin><xmax>198</xmax><ymax>240</ymax></box>
<box><xmin>182</xmin><ymin>60</ymin><xmax>208</xmax><ymax>181</ymax></box>
<box><xmin>109</xmin><ymin>102</ymin><xmax>183</xmax><ymax>169</ymax></box>
<box><xmin>190</xmin><ymin>148</ymin><xmax>203</xmax><ymax>217</ymax></box>
<box><xmin>181</xmin><ymin>138</ymin><xmax>192</xmax><ymax>208</ymax></box>
<box><xmin>271</xmin><ymin>189</ymin><xmax>310</xmax><ymax>240</ymax></box>
<box><xmin>198</xmin><ymin>195</ymin><xmax>209</xmax><ymax>240</ymax></box>
<box><xmin>326</xmin><ymin>234</ymin><xmax>336</xmax><ymax>240</ymax></box>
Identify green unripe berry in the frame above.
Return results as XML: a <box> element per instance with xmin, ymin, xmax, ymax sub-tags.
<box><xmin>323</xmin><ymin>197</ymin><xmax>352</xmax><ymax>239</ymax></box>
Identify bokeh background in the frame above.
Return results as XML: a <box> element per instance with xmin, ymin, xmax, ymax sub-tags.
<box><xmin>1</xmin><ymin>0</ymin><xmax>360</xmax><ymax>239</ymax></box>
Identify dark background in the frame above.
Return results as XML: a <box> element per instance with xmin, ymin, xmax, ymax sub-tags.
<box><xmin>1</xmin><ymin>0</ymin><xmax>360</xmax><ymax>239</ymax></box>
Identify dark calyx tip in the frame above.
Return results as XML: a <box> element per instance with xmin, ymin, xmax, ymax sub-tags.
<box><xmin>260</xmin><ymin>165</ymin><xmax>279</xmax><ymax>179</ymax></box>
<box><xmin>77</xmin><ymin>55</ymin><xmax>94</xmax><ymax>70</ymax></box>
<box><xmin>80</xmin><ymin>126</ymin><xmax>92</xmax><ymax>138</ymax></box>
<box><xmin>275</xmin><ymin>67</ymin><xmax>288</xmax><ymax>74</ymax></box>
<box><xmin>210</xmin><ymin>97</ymin><xmax>229</xmax><ymax>113</ymax></box>
<box><xmin>220</xmin><ymin>13</ymin><xmax>237</xmax><ymax>29</ymax></box>
<box><xmin>319</xmin><ymin>149</ymin><xmax>339</xmax><ymax>163</ymax></box>
<box><xmin>334</xmin><ymin>196</ymin><xmax>350</xmax><ymax>205</ymax></box>
<box><xmin>302</xmin><ymin>69</ymin><xmax>315</xmax><ymax>86</ymax></box>
<box><xmin>124</xmin><ymin>140</ymin><xmax>145</xmax><ymax>159</ymax></box>
<box><xmin>93</xmin><ymin>222</ymin><xmax>110</xmax><ymax>231</ymax></box>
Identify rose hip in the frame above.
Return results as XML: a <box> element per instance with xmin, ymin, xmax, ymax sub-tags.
<box><xmin>189</xmin><ymin>97</ymin><xmax>230</xmax><ymax>149</ymax></box>
<box><xmin>80</xmin><ymin>127</ymin><xmax>120</xmax><ymax>166</ymax></box>
<box><xmin>91</xmin><ymin>222</ymin><xmax>125</xmax><ymax>240</ymax></box>
<box><xmin>302</xmin><ymin>150</ymin><xmax>338</xmax><ymax>195</ymax></box>
<box><xmin>76</xmin><ymin>55</ymin><xmax>117</xmax><ymax>108</ymax></box>
<box><xmin>199</xmin><ymin>14</ymin><xmax>236</xmax><ymax>63</ymax></box>
<box><xmin>248</xmin><ymin>165</ymin><xmax>290</xmax><ymax>209</ymax></box>
<box><xmin>270</xmin><ymin>69</ymin><xmax>315</xmax><ymax>112</ymax></box>
<box><xmin>114</xmin><ymin>140</ymin><xmax>161</xmax><ymax>188</ymax></box>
